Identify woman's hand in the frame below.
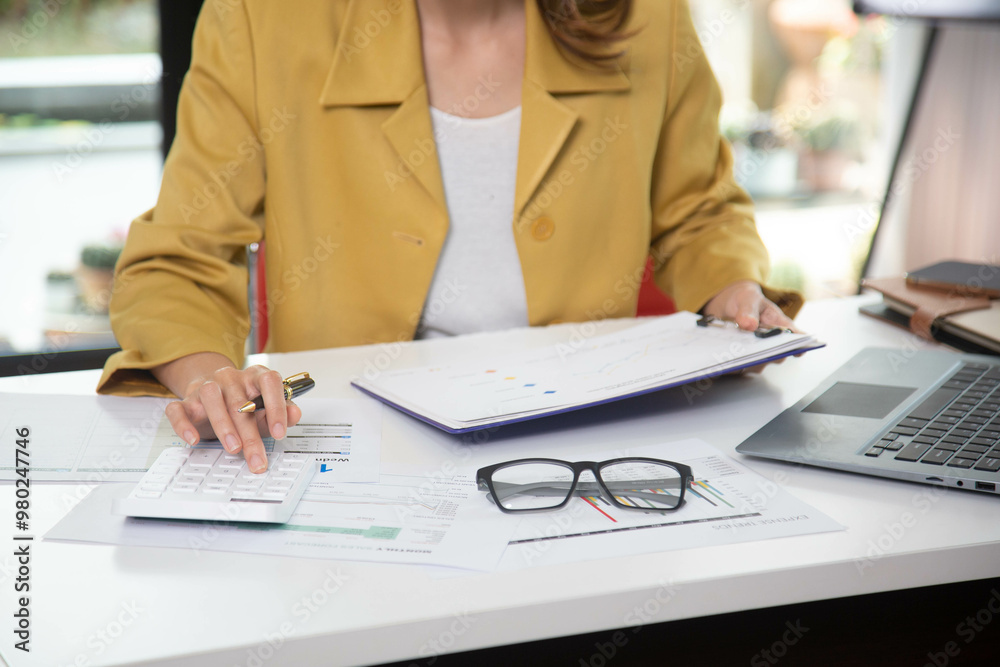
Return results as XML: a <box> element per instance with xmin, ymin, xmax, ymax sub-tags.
<box><xmin>701</xmin><ymin>280</ymin><xmax>797</xmax><ymax>332</ymax></box>
<box><xmin>702</xmin><ymin>281</ymin><xmax>800</xmax><ymax>374</ymax></box>
<box><xmin>153</xmin><ymin>353</ymin><xmax>302</xmax><ymax>473</ymax></box>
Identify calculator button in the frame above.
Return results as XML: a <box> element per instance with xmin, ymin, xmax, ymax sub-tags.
<box><xmin>161</xmin><ymin>448</ymin><xmax>190</xmax><ymax>459</ymax></box>
<box><xmin>203</xmin><ymin>486</ymin><xmax>229</xmax><ymax>495</ymax></box>
<box><xmin>187</xmin><ymin>449</ymin><xmax>222</xmax><ymax>466</ymax></box>
<box><xmin>180</xmin><ymin>466</ymin><xmax>209</xmax><ymax>477</ymax></box>
<box><xmin>150</xmin><ymin>463</ymin><xmax>183</xmax><ymax>476</ymax></box>
<box><xmin>278</xmin><ymin>453</ymin><xmax>310</xmax><ymax>463</ymax></box>
<box><xmin>140</xmin><ymin>483</ymin><xmax>168</xmax><ymax>492</ymax></box>
<box><xmin>176</xmin><ymin>475</ymin><xmax>206</xmax><ymax>486</ymax></box>
<box><xmin>171</xmin><ymin>485</ymin><xmax>198</xmax><ymax>493</ymax></box>
<box><xmin>134</xmin><ymin>490</ymin><xmax>162</xmax><ymax>499</ymax></box>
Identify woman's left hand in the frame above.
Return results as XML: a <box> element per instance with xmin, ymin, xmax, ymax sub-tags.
<box><xmin>701</xmin><ymin>280</ymin><xmax>798</xmax><ymax>332</ymax></box>
<box><xmin>702</xmin><ymin>281</ymin><xmax>801</xmax><ymax>374</ymax></box>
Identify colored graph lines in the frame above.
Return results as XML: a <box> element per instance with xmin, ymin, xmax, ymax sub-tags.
<box><xmin>688</xmin><ymin>479</ymin><xmax>734</xmax><ymax>508</ymax></box>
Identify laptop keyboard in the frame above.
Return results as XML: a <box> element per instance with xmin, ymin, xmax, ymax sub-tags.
<box><xmin>865</xmin><ymin>363</ymin><xmax>1000</xmax><ymax>473</ymax></box>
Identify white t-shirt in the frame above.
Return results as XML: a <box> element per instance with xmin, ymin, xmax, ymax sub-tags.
<box><xmin>416</xmin><ymin>105</ymin><xmax>529</xmax><ymax>339</ymax></box>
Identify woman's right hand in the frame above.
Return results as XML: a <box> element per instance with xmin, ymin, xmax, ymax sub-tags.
<box><xmin>153</xmin><ymin>353</ymin><xmax>302</xmax><ymax>473</ymax></box>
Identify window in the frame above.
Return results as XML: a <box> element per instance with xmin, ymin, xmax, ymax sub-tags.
<box><xmin>692</xmin><ymin>0</ymin><xmax>891</xmax><ymax>299</ymax></box>
<box><xmin>0</xmin><ymin>0</ymin><xmax>161</xmax><ymax>358</ymax></box>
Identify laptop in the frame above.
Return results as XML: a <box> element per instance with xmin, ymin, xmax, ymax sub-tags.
<box><xmin>736</xmin><ymin>348</ymin><xmax>1000</xmax><ymax>495</ymax></box>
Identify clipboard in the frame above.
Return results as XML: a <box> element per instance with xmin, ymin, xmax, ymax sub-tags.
<box><xmin>351</xmin><ymin>312</ymin><xmax>824</xmax><ymax>433</ymax></box>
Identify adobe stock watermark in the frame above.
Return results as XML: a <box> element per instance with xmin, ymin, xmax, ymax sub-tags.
<box><xmin>845</xmin><ymin>126</ymin><xmax>960</xmax><ymax>246</ymax></box>
<box><xmin>577</xmin><ymin>580</ymin><xmax>680</xmax><ymax>667</ymax></box>
<box><xmin>408</xmin><ymin>611</ymin><xmax>476</xmax><ymax>666</ymax></box>
<box><xmin>52</xmin><ymin>401</ymin><xmax>172</xmax><ymax>517</ymax></box>
<box><xmin>233</xmin><ymin>567</ymin><xmax>351</xmax><ymax>667</ymax></box>
<box><xmin>923</xmin><ymin>588</ymin><xmax>1000</xmax><ymax>667</ymax></box>
<box><xmin>673</xmin><ymin>0</ymin><xmax>752</xmax><ymax>72</ymax></box>
<box><xmin>50</xmin><ymin>66</ymin><xmax>161</xmax><ymax>182</ymax></box>
<box><xmin>350</xmin><ymin>277</ymin><xmax>467</xmax><ymax>385</ymax></box>
<box><xmin>515</xmin><ymin>115</ymin><xmax>629</xmax><ymax>233</ymax></box>
<box><xmin>384</xmin><ymin>76</ymin><xmax>502</xmax><ymax>193</ymax></box>
<box><xmin>179</xmin><ymin>106</ymin><xmax>297</xmax><ymax>222</ymax></box>
<box><xmin>750</xmin><ymin>619</ymin><xmax>810</xmax><ymax>666</ymax></box>
<box><xmin>56</xmin><ymin>600</ymin><xmax>145</xmax><ymax>667</ymax></box>
<box><xmin>853</xmin><ymin>484</ymin><xmax>948</xmax><ymax>575</ymax></box>
<box><xmin>218</xmin><ymin>234</ymin><xmax>340</xmax><ymax>355</ymax></box>
<box><xmin>5</xmin><ymin>0</ymin><xmax>73</xmax><ymax>53</ymax></box>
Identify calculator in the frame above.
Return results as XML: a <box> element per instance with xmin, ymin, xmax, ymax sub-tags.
<box><xmin>112</xmin><ymin>446</ymin><xmax>317</xmax><ymax>523</ymax></box>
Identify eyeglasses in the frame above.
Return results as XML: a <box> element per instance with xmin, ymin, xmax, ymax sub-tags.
<box><xmin>476</xmin><ymin>458</ymin><xmax>693</xmax><ymax>514</ymax></box>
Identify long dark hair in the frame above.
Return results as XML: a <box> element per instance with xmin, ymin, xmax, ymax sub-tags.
<box><xmin>536</xmin><ymin>0</ymin><xmax>635</xmax><ymax>67</ymax></box>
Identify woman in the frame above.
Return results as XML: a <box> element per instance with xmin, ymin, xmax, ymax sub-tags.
<box><xmin>99</xmin><ymin>0</ymin><xmax>801</xmax><ymax>473</ymax></box>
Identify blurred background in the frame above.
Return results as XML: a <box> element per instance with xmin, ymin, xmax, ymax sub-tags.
<box><xmin>0</xmin><ymin>0</ymin><xmax>997</xmax><ymax>370</ymax></box>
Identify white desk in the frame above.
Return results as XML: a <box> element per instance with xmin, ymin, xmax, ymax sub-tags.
<box><xmin>2</xmin><ymin>296</ymin><xmax>999</xmax><ymax>667</ymax></box>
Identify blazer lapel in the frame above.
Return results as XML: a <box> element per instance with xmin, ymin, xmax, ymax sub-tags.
<box><xmin>318</xmin><ymin>0</ymin><xmax>633</xmax><ymax>223</ymax></box>
<box><xmin>319</xmin><ymin>0</ymin><xmax>446</xmax><ymax>213</ymax></box>
<box><xmin>381</xmin><ymin>85</ymin><xmax>447</xmax><ymax>213</ymax></box>
<box><xmin>515</xmin><ymin>0</ymin><xmax>632</xmax><ymax>221</ymax></box>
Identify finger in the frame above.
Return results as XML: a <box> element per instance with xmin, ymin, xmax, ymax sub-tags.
<box><xmin>198</xmin><ymin>380</ymin><xmax>244</xmax><ymax>455</ymax></box>
<box><xmin>759</xmin><ymin>301</ymin><xmax>799</xmax><ymax>332</ymax></box>
<box><xmin>165</xmin><ymin>401</ymin><xmax>200</xmax><ymax>446</ymax></box>
<box><xmin>234</xmin><ymin>409</ymin><xmax>269</xmax><ymax>473</ymax></box>
<box><xmin>731</xmin><ymin>291</ymin><xmax>762</xmax><ymax>331</ymax></box>
<box><xmin>247</xmin><ymin>366</ymin><xmax>289</xmax><ymax>440</ymax></box>
<box><xmin>286</xmin><ymin>400</ymin><xmax>302</xmax><ymax>428</ymax></box>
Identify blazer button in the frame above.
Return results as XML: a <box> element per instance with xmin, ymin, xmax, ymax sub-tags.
<box><xmin>531</xmin><ymin>216</ymin><xmax>555</xmax><ymax>241</ymax></box>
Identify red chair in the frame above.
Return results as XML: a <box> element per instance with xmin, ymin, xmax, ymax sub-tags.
<box><xmin>636</xmin><ymin>256</ymin><xmax>676</xmax><ymax>317</ymax></box>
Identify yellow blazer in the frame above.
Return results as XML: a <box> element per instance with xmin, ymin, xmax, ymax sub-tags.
<box><xmin>98</xmin><ymin>0</ymin><xmax>801</xmax><ymax>396</ymax></box>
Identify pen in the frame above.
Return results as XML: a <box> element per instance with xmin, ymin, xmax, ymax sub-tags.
<box><xmin>236</xmin><ymin>372</ymin><xmax>316</xmax><ymax>413</ymax></box>
<box><xmin>696</xmin><ymin>315</ymin><xmax>791</xmax><ymax>338</ymax></box>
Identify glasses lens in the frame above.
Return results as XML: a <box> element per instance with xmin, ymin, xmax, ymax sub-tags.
<box><xmin>490</xmin><ymin>462</ymin><xmax>575</xmax><ymax>511</ymax></box>
<box><xmin>599</xmin><ymin>460</ymin><xmax>684</xmax><ymax>510</ymax></box>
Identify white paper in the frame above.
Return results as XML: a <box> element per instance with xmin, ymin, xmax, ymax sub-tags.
<box><xmin>496</xmin><ymin>439</ymin><xmax>845</xmax><ymax>570</ymax></box>
<box><xmin>286</xmin><ymin>398</ymin><xmax>382</xmax><ymax>483</ymax></box>
<box><xmin>354</xmin><ymin>312</ymin><xmax>821</xmax><ymax>429</ymax></box>
<box><xmin>0</xmin><ymin>395</ymin><xmax>382</xmax><ymax>483</ymax></box>
<box><xmin>44</xmin><ymin>468</ymin><xmax>518</xmax><ymax>571</ymax></box>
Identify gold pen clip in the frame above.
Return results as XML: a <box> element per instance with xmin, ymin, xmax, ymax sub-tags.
<box><xmin>283</xmin><ymin>372</ymin><xmax>310</xmax><ymax>385</ymax></box>
<box><xmin>282</xmin><ymin>372</ymin><xmax>310</xmax><ymax>400</ymax></box>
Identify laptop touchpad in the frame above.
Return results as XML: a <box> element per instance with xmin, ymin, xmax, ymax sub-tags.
<box><xmin>801</xmin><ymin>382</ymin><xmax>916</xmax><ymax>420</ymax></box>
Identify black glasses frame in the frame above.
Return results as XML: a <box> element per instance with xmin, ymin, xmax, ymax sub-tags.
<box><xmin>476</xmin><ymin>457</ymin><xmax>694</xmax><ymax>514</ymax></box>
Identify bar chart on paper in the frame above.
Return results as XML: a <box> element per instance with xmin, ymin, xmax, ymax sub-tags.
<box><xmin>497</xmin><ymin>439</ymin><xmax>844</xmax><ymax>570</ymax></box>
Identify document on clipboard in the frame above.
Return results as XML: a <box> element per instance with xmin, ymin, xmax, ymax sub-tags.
<box><xmin>351</xmin><ymin>311</ymin><xmax>824</xmax><ymax>433</ymax></box>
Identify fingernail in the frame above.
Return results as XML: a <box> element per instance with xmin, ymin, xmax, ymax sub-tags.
<box><xmin>226</xmin><ymin>434</ymin><xmax>240</xmax><ymax>453</ymax></box>
<box><xmin>273</xmin><ymin>423</ymin><xmax>285</xmax><ymax>439</ymax></box>
<box><xmin>250</xmin><ymin>454</ymin><xmax>266</xmax><ymax>473</ymax></box>
<box><xmin>183</xmin><ymin>431</ymin><xmax>197</xmax><ymax>446</ymax></box>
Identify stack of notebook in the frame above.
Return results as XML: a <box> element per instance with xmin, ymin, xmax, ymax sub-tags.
<box><xmin>861</xmin><ymin>261</ymin><xmax>1000</xmax><ymax>356</ymax></box>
